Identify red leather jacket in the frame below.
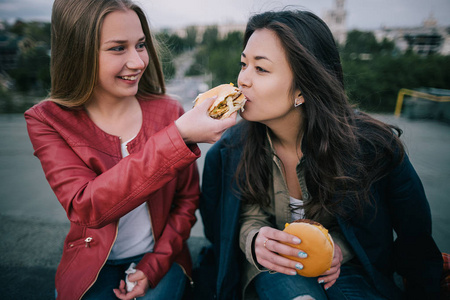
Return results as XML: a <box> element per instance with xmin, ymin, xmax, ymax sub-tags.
<box><xmin>24</xmin><ymin>95</ymin><xmax>201</xmax><ymax>300</ymax></box>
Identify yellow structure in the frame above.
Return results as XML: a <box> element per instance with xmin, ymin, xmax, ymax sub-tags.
<box><xmin>394</xmin><ymin>88</ymin><xmax>450</xmax><ymax>117</ymax></box>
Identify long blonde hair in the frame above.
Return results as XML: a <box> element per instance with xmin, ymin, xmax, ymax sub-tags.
<box><xmin>50</xmin><ymin>0</ymin><xmax>165</xmax><ymax>107</ymax></box>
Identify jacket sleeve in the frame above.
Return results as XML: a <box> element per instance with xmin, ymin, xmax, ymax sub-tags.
<box><xmin>199</xmin><ymin>142</ymin><xmax>223</xmax><ymax>243</ymax></box>
<box><xmin>388</xmin><ymin>154</ymin><xmax>442</xmax><ymax>298</ymax></box>
<box><xmin>24</xmin><ymin>107</ymin><xmax>200</xmax><ymax>228</ymax></box>
<box><xmin>137</xmin><ymin>160</ymin><xmax>200</xmax><ymax>288</ymax></box>
<box><xmin>199</xmin><ymin>133</ymin><xmax>245</xmax><ymax>300</ymax></box>
<box><xmin>239</xmin><ymin>202</ymin><xmax>272</xmax><ymax>270</ymax></box>
<box><xmin>200</xmin><ymin>132</ymin><xmax>264</xmax><ymax>263</ymax></box>
<box><xmin>328</xmin><ymin>230</ymin><xmax>354</xmax><ymax>264</ymax></box>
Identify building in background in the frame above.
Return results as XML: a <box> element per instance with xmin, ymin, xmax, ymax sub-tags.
<box><xmin>166</xmin><ymin>0</ymin><xmax>450</xmax><ymax>57</ymax></box>
<box><xmin>374</xmin><ymin>13</ymin><xmax>450</xmax><ymax>56</ymax></box>
<box><xmin>171</xmin><ymin>0</ymin><xmax>349</xmax><ymax>45</ymax></box>
<box><xmin>323</xmin><ymin>0</ymin><xmax>347</xmax><ymax>45</ymax></box>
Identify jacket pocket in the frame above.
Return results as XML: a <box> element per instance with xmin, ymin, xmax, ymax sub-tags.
<box><xmin>67</xmin><ymin>236</ymin><xmax>94</xmax><ymax>250</ymax></box>
<box><xmin>56</xmin><ymin>236</ymin><xmax>94</xmax><ymax>283</ymax></box>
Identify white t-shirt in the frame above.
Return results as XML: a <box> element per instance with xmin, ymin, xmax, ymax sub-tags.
<box><xmin>290</xmin><ymin>196</ymin><xmax>305</xmax><ymax>221</ymax></box>
<box><xmin>109</xmin><ymin>137</ymin><xmax>154</xmax><ymax>260</ymax></box>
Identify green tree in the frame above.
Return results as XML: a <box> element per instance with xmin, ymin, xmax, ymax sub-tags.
<box><xmin>10</xmin><ymin>45</ymin><xmax>50</xmax><ymax>92</ymax></box>
<box><xmin>185</xmin><ymin>26</ymin><xmax>198</xmax><ymax>49</ymax></box>
<box><xmin>342</xmin><ymin>30</ymin><xmax>395</xmax><ymax>60</ymax></box>
<box><xmin>343</xmin><ymin>30</ymin><xmax>379</xmax><ymax>55</ymax></box>
<box><xmin>185</xmin><ymin>26</ymin><xmax>220</xmax><ymax>77</ymax></box>
<box><xmin>340</xmin><ymin>29</ymin><xmax>450</xmax><ymax>112</ymax></box>
<box><xmin>24</xmin><ymin>22</ymin><xmax>51</xmax><ymax>45</ymax></box>
<box><xmin>201</xmin><ymin>26</ymin><xmax>219</xmax><ymax>47</ymax></box>
<box><xmin>155</xmin><ymin>32</ymin><xmax>180</xmax><ymax>80</ymax></box>
<box><xmin>343</xmin><ymin>52</ymin><xmax>450</xmax><ymax>112</ymax></box>
<box><xmin>167</xmin><ymin>34</ymin><xmax>186</xmax><ymax>55</ymax></box>
<box><xmin>207</xmin><ymin>31</ymin><xmax>243</xmax><ymax>86</ymax></box>
<box><xmin>9</xmin><ymin>20</ymin><xmax>26</xmax><ymax>36</ymax></box>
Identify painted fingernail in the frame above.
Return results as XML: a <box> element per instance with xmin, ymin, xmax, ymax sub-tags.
<box><xmin>293</xmin><ymin>237</ymin><xmax>301</xmax><ymax>244</ymax></box>
<box><xmin>295</xmin><ymin>263</ymin><xmax>304</xmax><ymax>270</ymax></box>
<box><xmin>298</xmin><ymin>251</ymin><xmax>307</xmax><ymax>258</ymax></box>
<box><xmin>290</xmin><ymin>270</ymin><xmax>297</xmax><ymax>275</ymax></box>
<box><xmin>318</xmin><ymin>279</ymin><xmax>324</xmax><ymax>284</ymax></box>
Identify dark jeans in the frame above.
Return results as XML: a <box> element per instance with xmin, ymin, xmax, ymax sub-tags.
<box><xmin>326</xmin><ymin>264</ymin><xmax>388</xmax><ymax>299</ymax></box>
<box><xmin>254</xmin><ymin>271</ymin><xmax>327</xmax><ymax>300</ymax></box>
<box><xmin>81</xmin><ymin>254</ymin><xmax>186</xmax><ymax>300</ymax></box>
<box><xmin>254</xmin><ymin>264</ymin><xmax>387</xmax><ymax>300</ymax></box>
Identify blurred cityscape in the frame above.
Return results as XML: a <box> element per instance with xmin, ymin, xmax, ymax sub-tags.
<box><xmin>1</xmin><ymin>0</ymin><xmax>450</xmax><ymax>117</ymax></box>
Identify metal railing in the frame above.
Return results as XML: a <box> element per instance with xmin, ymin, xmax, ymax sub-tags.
<box><xmin>394</xmin><ymin>88</ymin><xmax>450</xmax><ymax>117</ymax></box>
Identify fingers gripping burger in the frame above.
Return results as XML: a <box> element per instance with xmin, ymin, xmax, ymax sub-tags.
<box><xmin>281</xmin><ymin>219</ymin><xmax>334</xmax><ymax>277</ymax></box>
<box><xmin>193</xmin><ymin>83</ymin><xmax>247</xmax><ymax>119</ymax></box>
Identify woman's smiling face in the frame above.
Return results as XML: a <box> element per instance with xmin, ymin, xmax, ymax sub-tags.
<box><xmin>238</xmin><ymin>28</ymin><xmax>301</xmax><ymax>125</ymax></box>
<box><xmin>94</xmin><ymin>9</ymin><xmax>149</xmax><ymax>101</ymax></box>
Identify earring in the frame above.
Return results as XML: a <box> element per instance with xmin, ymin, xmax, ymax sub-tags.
<box><xmin>294</xmin><ymin>97</ymin><xmax>302</xmax><ymax>107</ymax></box>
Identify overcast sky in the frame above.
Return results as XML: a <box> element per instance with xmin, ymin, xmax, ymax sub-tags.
<box><xmin>1</xmin><ymin>0</ymin><xmax>449</xmax><ymax>30</ymax></box>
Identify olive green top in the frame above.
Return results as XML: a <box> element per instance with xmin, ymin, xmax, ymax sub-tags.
<box><xmin>239</xmin><ymin>131</ymin><xmax>354</xmax><ymax>299</ymax></box>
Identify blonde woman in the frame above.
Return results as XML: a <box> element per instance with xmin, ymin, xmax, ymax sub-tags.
<box><xmin>24</xmin><ymin>0</ymin><xmax>236</xmax><ymax>299</ymax></box>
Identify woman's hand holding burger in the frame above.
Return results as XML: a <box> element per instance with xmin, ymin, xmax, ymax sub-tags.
<box><xmin>255</xmin><ymin>220</ymin><xmax>341</xmax><ymax>290</ymax></box>
<box><xmin>318</xmin><ymin>243</ymin><xmax>343</xmax><ymax>290</ymax></box>
<box><xmin>175</xmin><ymin>96</ymin><xmax>237</xmax><ymax>144</ymax></box>
<box><xmin>254</xmin><ymin>226</ymin><xmax>304</xmax><ymax>276</ymax></box>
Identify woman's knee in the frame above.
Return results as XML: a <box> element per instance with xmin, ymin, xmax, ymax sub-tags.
<box><xmin>254</xmin><ymin>272</ymin><xmax>327</xmax><ymax>300</ymax></box>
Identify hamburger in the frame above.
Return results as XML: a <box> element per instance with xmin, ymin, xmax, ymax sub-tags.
<box><xmin>281</xmin><ymin>219</ymin><xmax>334</xmax><ymax>277</ymax></box>
<box><xmin>193</xmin><ymin>83</ymin><xmax>247</xmax><ymax>119</ymax></box>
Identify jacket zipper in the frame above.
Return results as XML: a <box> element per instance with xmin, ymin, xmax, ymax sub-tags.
<box><xmin>68</xmin><ymin>236</ymin><xmax>93</xmax><ymax>249</ymax></box>
<box><xmin>79</xmin><ymin>137</ymin><xmax>193</xmax><ymax>298</ymax></box>
<box><xmin>79</xmin><ymin>136</ymin><xmax>122</xmax><ymax>299</ymax></box>
<box><xmin>147</xmin><ymin>203</ymin><xmax>156</xmax><ymax>246</ymax></box>
<box><xmin>84</xmin><ymin>237</ymin><xmax>93</xmax><ymax>247</ymax></box>
<box><xmin>78</xmin><ymin>225</ymin><xmax>119</xmax><ymax>300</ymax></box>
<box><xmin>146</xmin><ymin>204</ymin><xmax>194</xmax><ymax>287</ymax></box>
<box><xmin>179</xmin><ymin>263</ymin><xmax>194</xmax><ymax>288</ymax></box>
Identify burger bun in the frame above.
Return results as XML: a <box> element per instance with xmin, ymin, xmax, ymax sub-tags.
<box><xmin>281</xmin><ymin>219</ymin><xmax>334</xmax><ymax>277</ymax></box>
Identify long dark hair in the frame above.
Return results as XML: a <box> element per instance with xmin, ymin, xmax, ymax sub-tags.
<box><xmin>235</xmin><ymin>10</ymin><xmax>404</xmax><ymax>218</ymax></box>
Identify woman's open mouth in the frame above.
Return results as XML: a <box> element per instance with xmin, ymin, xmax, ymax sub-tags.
<box><xmin>118</xmin><ymin>75</ymin><xmax>138</xmax><ymax>81</ymax></box>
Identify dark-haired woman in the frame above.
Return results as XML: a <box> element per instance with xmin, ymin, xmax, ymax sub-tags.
<box><xmin>199</xmin><ymin>10</ymin><xmax>442</xmax><ymax>300</ymax></box>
